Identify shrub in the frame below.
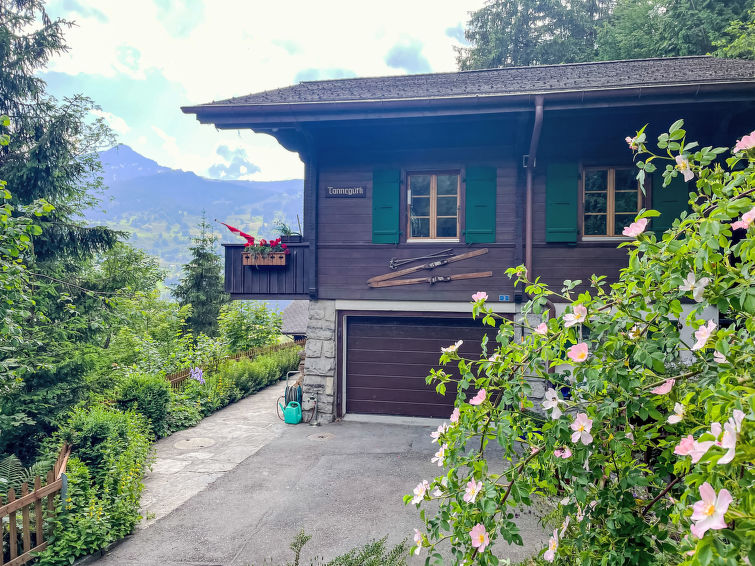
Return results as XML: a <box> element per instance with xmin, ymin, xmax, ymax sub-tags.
<box><xmin>408</xmin><ymin>122</ymin><xmax>755</xmax><ymax>565</ymax></box>
<box><xmin>218</xmin><ymin>301</ymin><xmax>282</xmax><ymax>353</ymax></box>
<box><xmin>165</xmin><ymin>396</ymin><xmax>202</xmax><ymax>434</ymax></box>
<box><xmin>116</xmin><ymin>372</ymin><xmax>172</xmax><ymax>437</ymax></box>
<box><xmin>39</xmin><ymin>407</ymin><xmax>150</xmax><ymax>565</ymax></box>
<box><xmin>58</xmin><ymin>406</ymin><xmax>146</xmax><ymax>485</ymax></box>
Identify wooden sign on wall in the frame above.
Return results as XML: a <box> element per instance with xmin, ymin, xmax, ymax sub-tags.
<box><xmin>325</xmin><ymin>185</ymin><xmax>367</xmax><ymax>198</ymax></box>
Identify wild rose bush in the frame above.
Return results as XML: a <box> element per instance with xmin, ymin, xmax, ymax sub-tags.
<box><xmin>407</xmin><ymin>121</ymin><xmax>755</xmax><ymax>566</ymax></box>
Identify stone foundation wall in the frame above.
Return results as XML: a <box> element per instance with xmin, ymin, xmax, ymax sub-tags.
<box><xmin>302</xmin><ymin>300</ymin><xmax>337</xmax><ymax>422</ymax></box>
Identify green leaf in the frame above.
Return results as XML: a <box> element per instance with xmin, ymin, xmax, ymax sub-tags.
<box><xmin>669</xmin><ymin>119</ymin><xmax>684</xmax><ymax>134</ymax></box>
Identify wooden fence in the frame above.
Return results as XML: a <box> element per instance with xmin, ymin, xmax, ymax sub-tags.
<box><xmin>1</xmin><ymin>445</ymin><xmax>71</xmax><ymax>566</ymax></box>
<box><xmin>165</xmin><ymin>339</ymin><xmax>305</xmax><ymax>388</ymax></box>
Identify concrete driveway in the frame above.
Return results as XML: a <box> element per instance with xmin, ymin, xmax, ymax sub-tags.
<box><xmin>93</xmin><ymin>386</ymin><xmax>547</xmax><ymax>565</ymax></box>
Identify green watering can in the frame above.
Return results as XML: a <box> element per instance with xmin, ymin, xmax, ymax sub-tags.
<box><xmin>279</xmin><ymin>401</ymin><xmax>302</xmax><ymax>425</ymax></box>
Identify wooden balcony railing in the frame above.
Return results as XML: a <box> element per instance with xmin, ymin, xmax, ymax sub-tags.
<box><xmin>223</xmin><ymin>243</ymin><xmax>310</xmax><ymax>299</ymax></box>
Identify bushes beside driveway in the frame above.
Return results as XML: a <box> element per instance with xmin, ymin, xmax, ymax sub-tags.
<box><xmin>34</xmin><ymin>343</ymin><xmax>302</xmax><ymax>565</ymax></box>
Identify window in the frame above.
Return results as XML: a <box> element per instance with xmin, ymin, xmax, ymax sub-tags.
<box><xmin>583</xmin><ymin>167</ymin><xmax>641</xmax><ymax>237</ymax></box>
<box><xmin>407</xmin><ymin>172</ymin><xmax>460</xmax><ymax>240</ymax></box>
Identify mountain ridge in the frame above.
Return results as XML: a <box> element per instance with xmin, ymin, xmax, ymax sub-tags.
<box><xmin>86</xmin><ymin>144</ymin><xmax>304</xmax><ymax>284</ymax></box>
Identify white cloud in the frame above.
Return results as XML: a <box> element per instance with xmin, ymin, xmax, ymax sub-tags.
<box><xmin>90</xmin><ymin>108</ymin><xmax>130</xmax><ymax>135</ymax></box>
<box><xmin>45</xmin><ymin>0</ymin><xmax>486</xmax><ymax>179</ymax></box>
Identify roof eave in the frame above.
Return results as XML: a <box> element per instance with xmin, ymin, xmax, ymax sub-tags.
<box><xmin>181</xmin><ymin>81</ymin><xmax>755</xmax><ymax>129</ymax></box>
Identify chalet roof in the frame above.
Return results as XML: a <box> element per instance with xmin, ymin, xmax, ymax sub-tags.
<box><xmin>281</xmin><ymin>300</ymin><xmax>308</xmax><ymax>335</ymax></box>
<box><xmin>196</xmin><ymin>56</ymin><xmax>755</xmax><ymax>108</ymax></box>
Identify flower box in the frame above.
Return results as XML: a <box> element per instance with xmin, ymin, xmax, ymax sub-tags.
<box><xmin>242</xmin><ymin>251</ymin><xmax>287</xmax><ymax>267</ymax></box>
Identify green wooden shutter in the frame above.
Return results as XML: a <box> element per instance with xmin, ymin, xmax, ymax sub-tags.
<box><xmin>652</xmin><ymin>174</ymin><xmax>690</xmax><ymax>237</ymax></box>
<box><xmin>545</xmin><ymin>163</ymin><xmax>579</xmax><ymax>243</ymax></box>
<box><xmin>464</xmin><ymin>166</ymin><xmax>497</xmax><ymax>243</ymax></box>
<box><xmin>372</xmin><ymin>169</ymin><xmax>400</xmax><ymax>243</ymax></box>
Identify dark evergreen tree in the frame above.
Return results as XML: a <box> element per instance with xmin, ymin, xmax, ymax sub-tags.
<box><xmin>456</xmin><ymin>0</ymin><xmax>613</xmax><ymax>69</ymax></box>
<box><xmin>173</xmin><ymin>215</ymin><xmax>228</xmax><ymax>337</ymax></box>
<box><xmin>0</xmin><ymin>0</ymin><xmax>125</xmax><ymax>462</ymax></box>
<box><xmin>598</xmin><ymin>0</ymin><xmax>754</xmax><ymax>61</ymax></box>
<box><xmin>0</xmin><ymin>0</ymin><xmax>119</xmax><ymax>262</ymax></box>
<box><xmin>457</xmin><ymin>0</ymin><xmax>754</xmax><ymax>70</ymax></box>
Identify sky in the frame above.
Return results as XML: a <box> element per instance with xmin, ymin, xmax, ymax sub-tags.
<box><xmin>43</xmin><ymin>0</ymin><xmax>486</xmax><ymax>181</ymax></box>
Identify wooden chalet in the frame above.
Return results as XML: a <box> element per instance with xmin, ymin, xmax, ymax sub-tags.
<box><xmin>183</xmin><ymin>56</ymin><xmax>755</xmax><ymax>421</ymax></box>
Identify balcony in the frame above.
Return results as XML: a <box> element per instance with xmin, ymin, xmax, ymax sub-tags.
<box><xmin>223</xmin><ymin>243</ymin><xmax>311</xmax><ymax>300</ymax></box>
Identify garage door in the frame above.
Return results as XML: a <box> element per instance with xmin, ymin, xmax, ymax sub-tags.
<box><xmin>345</xmin><ymin>315</ymin><xmax>493</xmax><ymax>418</ymax></box>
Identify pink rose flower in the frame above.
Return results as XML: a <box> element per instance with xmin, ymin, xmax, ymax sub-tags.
<box><xmin>543</xmin><ymin>530</ymin><xmax>558</xmax><ymax>562</ymax></box>
<box><xmin>564</xmin><ymin>304</ymin><xmax>587</xmax><ymax>327</ymax></box>
<box><xmin>441</xmin><ymin>340</ymin><xmax>463</xmax><ymax>353</ymax></box>
<box><xmin>622</xmin><ymin>217</ymin><xmax>649</xmax><ymax>237</ymax></box>
<box><xmin>691</xmin><ymin>320</ymin><xmax>717</xmax><ymax>351</ymax></box>
<box><xmin>472</xmin><ymin>291</ymin><xmax>488</xmax><ymax>302</ymax></box>
<box><xmin>431</xmin><ymin>443</ymin><xmax>447</xmax><ymax>466</ymax></box>
<box><xmin>690</xmin><ymin>483</ymin><xmax>731</xmax><ymax>538</ymax></box>
<box><xmin>463</xmin><ymin>479</ymin><xmax>483</xmax><ymax>503</ymax></box>
<box><xmin>674</xmin><ymin>435</ymin><xmax>696</xmax><ymax>456</ymax></box>
<box><xmin>733</xmin><ymin>130</ymin><xmax>755</xmax><ymax>153</ymax></box>
<box><xmin>567</xmin><ymin>342</ymin><xmax>589</xmax><ymax>363</ymax></box>
<box><xmin>679</xmin><ymin>271</ymin><xmax>709</xmax><ymax>303</ymax></box>
<box><xmin>731</xmin><ymin>206</ymin><xmax>755</xmax><ymax>231</ymax></box>
<box><xmin>675</xmin><ymin>154</ymin><xmax>695</xmax><ymax>182</ymax></box>
<box><xmin>542</xmin><ymin>388</ymin><xmax>564</xmax><ymax>420</ymax></box>
<box><xmin>713</xmin><ymin>351</ymin><xmax>727</xmax><ymax>364</ymax></box>
<box><xmin>411</xmin><ymin>480</ymin><xmax>429</xmax><ymax>504</ymax></box>
<box><xmin>625</xmin><ymin>135</ymin><xmax>639</xmax><ymax>150</ymax></box>
<box><xmin>470</xmin><ymin>523</ymin><xmax>490</xmax><ymax>553</ymax></box>
<box><xmin>449</xmin><ymin>407</ymin><xmax>460</xmax><ymax>423</ymax></box>
<box><xmin>570</xmin><ymin>413</ymin><xmax>594</xmax><ymax>445</ymax></box>
<box><xmin>690</xmin><ymin>440</ymin><xmax>715</xmax><ymax>464</ymax></box>
<box><xmin>650</xmin><ymin>378</ymin><xmax>675</xmax><ymax>395</ymax></box>
<box><xmin>430</xmin><ymin>423</ymin><xmax>448</xmax><ymax>444</ymax></box>
<box><xmin>717</xmin><ymin>421</ymin><xmax>738</xmax><ymax>465</ymax></box>
<box><xmin>554</xmin><ymin>447</ymin><xmax>572</xmax><ymax>459</ymax></box>
<box><xmin>534</xmin><ymin>322</ymin><xmax>548</xmax><ymax>335</ymax></box>
<box><xmin>413</xmin><ymin>529</ymin><xmax>422</xmax><ymax>555</ymax></box>
<box><xmin>469</xmin><ymin>389</ymin><xmax>486</xmax><ymax>406</ymax></box>
<box><xmin>668</xmin><ymin>402</ymin><xmax>685</xmax><ymax>424</ymax></box>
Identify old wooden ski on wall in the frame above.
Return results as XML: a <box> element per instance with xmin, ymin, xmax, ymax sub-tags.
<box><xmin>368</xmin><ymin>271</ymin><xmax>492</xmax><ymax>288</ymax></box>
<box><xmin>367</xmin><ymin>248</ymin><xmax>488</xmax><ymax>285</ymax></box>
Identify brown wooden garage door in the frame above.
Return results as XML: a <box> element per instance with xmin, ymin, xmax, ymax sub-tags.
<box><xmin>345</xmin><ymin>315</ymin><xmax>493</xmax><ymax>418</ymax></box>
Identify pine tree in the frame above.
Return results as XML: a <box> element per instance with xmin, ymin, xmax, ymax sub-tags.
<box><xmin>173</xmin><ymin>215</ymin><xmax>229</xmax><ymax>337</ymax></box>
<box><xmin>0</xmin><ymin>0</ymin><xmax>119</xmax><ymax>263</ymax></box>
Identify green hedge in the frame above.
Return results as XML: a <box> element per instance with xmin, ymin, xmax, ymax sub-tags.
<box><xmin>176</xmin><ymin>345</ymin><xmax>301</xmax><ymax>420</ymax></box>
<box><xmin>38</xmin><ymin>407</ymin><xmax>151</xmax><ymax>565</ymax></box>
<box><xmin>116</xmin><ymin>372</ymin><xmax>172</xmax><ymax>437</ymax></box>
<box><xmin>37</xmin><ymin>344</ymin><xmax>302</xmax><ymax>564</ymax></box>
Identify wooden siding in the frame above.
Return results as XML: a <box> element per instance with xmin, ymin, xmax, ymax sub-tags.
<box><xmin>316</xmin><ymin>159</ymin><xmax>520</xmax><ymax>302</ymax></box>
<box><xmin>222</xmin><ymin>102</ymin><xmax>753</xmax><ymax>302</ymax></box>
<box><xmin>223</xmin><ymin>243</ymin><xmax>310</xmax><ymax>299</ymax></box>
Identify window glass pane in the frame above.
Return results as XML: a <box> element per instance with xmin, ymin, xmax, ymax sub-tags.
<box><xmin>615</xmin><ymin>214</ymin><xmax>636</xmax><ymax>234</ymax></box>
<box><xmin>584</xmin><ymin>215</ymin><xmax>606</xmax><ymax>236</ymax></box>
<box><xmin>437</xmin><ymin>174</ymin><xmax>458</xmax><ymax>196</ymax></box>
<box><xmin>410</xmin><ymin>196</ymin><xmax>430</xmax><ymax>217</ymax></box>
<box><xmin>410</xmin><ymin>175</ymin><xmax>430</xmax><ymax>196</ymax></box>
<box><xmin>411</xmin><ymin>217</ymin><xmax>430</xmax><ymax>238</ymax></box>
<box><xmin>436</xmin><ymin>217</ymin><xmax>457</xmax><ymax>238</ymax></box>
<box><xmin>437</xmin><ymin>196</ymin><xmax>457</xmax><ymax>216</ymax></box>
<box><xmin>584</xmin><ymin>192</ymin><xmax>607</xmax><ymax>214</ymax></box>
<box><xmin>615</xmin><ymin>169</ymin><xmax>637</xmax><ymax>191</ymax></box>
<box><xmin>615</xmin><ymin>191</ymin><xmax>638</xmax><ymax>213</ymax></box>
<box><xmin>585</xmin><ymin>170</ymin><xmax>608</xmax><ymax>192</ymax></box>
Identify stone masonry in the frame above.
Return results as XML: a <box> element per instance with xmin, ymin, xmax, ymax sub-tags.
<box><xmin>302</xmin><ymin>300</ymin><xmax>337</xmax><ymax>422</ymax></box>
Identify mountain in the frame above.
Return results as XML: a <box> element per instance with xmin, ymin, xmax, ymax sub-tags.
<box><xmin>85</xmin><ymin>145</ymin><xmax>304</xmax><ymax>287</ymax></box>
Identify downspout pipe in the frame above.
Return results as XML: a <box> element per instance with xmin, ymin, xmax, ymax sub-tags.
<box><xmin>525</xmin><ymin>95</ymin><xmax>544</xmax><ymax>279</ymax></box>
